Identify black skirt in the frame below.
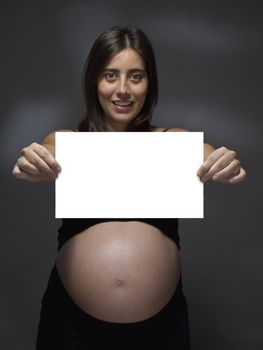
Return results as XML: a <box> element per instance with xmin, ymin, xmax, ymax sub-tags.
<box><xmin>36</xmin><ymin>265</ymin><xmax>190</xmax><ymax>350</ymax></box>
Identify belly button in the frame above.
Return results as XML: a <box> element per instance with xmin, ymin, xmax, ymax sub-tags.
<box><xmin>115</xmin><ymin>279</ymin><xmax>125</xmax><ymax>287</ymax></box>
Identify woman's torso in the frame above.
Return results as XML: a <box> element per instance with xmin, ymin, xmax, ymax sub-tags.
<box><xmin>55</xmin><ymin>126</ymin><xmax>181</xmax><ymax>323</ymax></box>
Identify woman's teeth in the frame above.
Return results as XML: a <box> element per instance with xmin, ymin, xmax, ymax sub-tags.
<box><xmin>113</xmin><ymin>101</ymin><xmax>133</xmax><ymax>106</ymax></box>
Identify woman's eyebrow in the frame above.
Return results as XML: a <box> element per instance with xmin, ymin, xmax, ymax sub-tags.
<box><xmin>103</xmin><ymin>68</ymin><xmax>118</xmax><ymax>72</ymax></box>
<box><xmin>128</xmin><ymin>68</ymin><xmax>145</xmax><ymax>73</ymax></box>
<box><xmin>103</xmin><ymin>68</ymin><xmax>145</xmax><ymax>72</ymax></box>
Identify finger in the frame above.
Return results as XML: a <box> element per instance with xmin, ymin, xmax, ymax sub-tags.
<box><xmin>211</xmin><ymin>159</ymin><xmax>241</xmax><ymax>182</ymax></box>
<box><xmin>22</xmin><ymin>143</ymin><xmax>61</xmax><ymax>173</ymax></box>
<box><xmin>199</xmin><ymin>150</ymin><xmax>237</xmax><ymax>181</ymax></box>
<box><xmin>16</xmin><ymin>156</ymin><xmax>42</xmax><ymax>175</ymax></box>
<box><xmin>197</xmin><ymin>147</ymin><xmax>231</xmax><ymax>177</ymax></box>
<box><xmin>20</xmin><ymin>148</ymin><xmax>58</xmax><ymax>175</ymax></box>
<box><xmin>12</xmin><ymin>164</ymin><xmax>23</xmax><ymax>178</ymax></box>
<box><xmin>32</xmin><ymin>143</ymin><xmax>61</xmax><ymax>172</ymax></box>
<box><xmin>228</xmin><ymin>168</ymin><xmax>247</xmax><ymax>184</ymax></box>
<box><xmin>13</xmin><ymin>166</ymin><xmax>58</xmax><ymax>182</ymax></box>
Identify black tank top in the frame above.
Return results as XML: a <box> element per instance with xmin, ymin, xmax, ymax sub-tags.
<box><xmin>57</xmin><ymin>128</ymin><xmax>180</xmax><ymax>250</ymax></box>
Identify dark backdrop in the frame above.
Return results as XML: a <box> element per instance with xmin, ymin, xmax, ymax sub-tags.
<box><xmin>1</xmin><ymin>1</ymin><xmax>262</xmax><ymax>349</ymax></box>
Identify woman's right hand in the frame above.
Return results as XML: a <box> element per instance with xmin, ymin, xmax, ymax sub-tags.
<box><xmin>12</xmin><ymin>142</ymin><xmax>61</xmax><ymax>182</ymax></box>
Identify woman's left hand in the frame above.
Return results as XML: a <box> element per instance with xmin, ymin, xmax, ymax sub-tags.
<box><xmin>197</xmin><ymin>146</ymin><xmax>247</xmax><ymax>184</ymax></box>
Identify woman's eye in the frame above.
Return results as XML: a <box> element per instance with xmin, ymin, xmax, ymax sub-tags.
<box><xmin>130</xmin><ymin>73</ymin><xmax>143</xmax><ymax>81</ymax></box>
<box><xmin>105</xmin><ymin>72</ymin><xmax>116</xmax><ymax>81</ymax></box>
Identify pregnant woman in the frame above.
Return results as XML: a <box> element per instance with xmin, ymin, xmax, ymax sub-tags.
<box><xmin>12</xmin><ymin>26</ymin><xmax>246</xmax><ymax>349</ymax></box>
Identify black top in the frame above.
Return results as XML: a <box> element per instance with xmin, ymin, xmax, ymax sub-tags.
<box><xmin>57</xmin><ymin>218</ymin><xmax>180</xmax><ymax>250</ymax></box>
<box><xmin>57</xmin><ymin>128</ymin><xmax>180</xmax><ymax>250</ymax></box>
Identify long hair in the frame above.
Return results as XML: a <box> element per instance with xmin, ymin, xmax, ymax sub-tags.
<box><xmin>78</xmin><ymin>25</ymin><xmax>158</xmax><ymax>131</ymax></box>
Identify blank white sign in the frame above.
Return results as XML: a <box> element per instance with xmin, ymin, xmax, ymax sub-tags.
<box><xmin>55</xmin><ymin>132</ymin><xmax>204</xmax><ymax>218</ymax></box>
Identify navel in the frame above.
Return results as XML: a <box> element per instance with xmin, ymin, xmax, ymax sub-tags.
<box><xmin>115</xmin><ymin>279</ymin><xmax>125</xmax><ymax>287</ymax></box>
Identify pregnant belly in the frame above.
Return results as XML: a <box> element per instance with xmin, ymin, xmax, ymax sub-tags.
<box><xmin>56</xmin><ymin>221</ymin><xmax>181</xmax><ymax>323</ymax></box>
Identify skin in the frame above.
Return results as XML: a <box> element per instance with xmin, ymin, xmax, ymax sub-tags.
<box><xmin>12</xmin><ymin>48</ymin><xmax>246</xmax><ymax>184</ymax></box>
<box><xmin>97</xmin><ymin>48</ymin><xmax>148</xmax><ymax>132</ymax></box>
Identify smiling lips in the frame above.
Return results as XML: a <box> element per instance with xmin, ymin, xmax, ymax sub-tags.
<box><xmin>113</xmin><ymin>100</ymin><xmax>133</xmax><ymax>106</ymax></box>
<box><xmin>112</xmin><ymin>100</ymin><xmax>134</xmax><ymax>112</ymax></box>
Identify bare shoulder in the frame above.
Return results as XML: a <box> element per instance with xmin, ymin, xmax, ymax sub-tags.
<box><xmin>150</xmin><ymin>125</ymin><xmax>188</xmax><ymax>132</ymax></box>
<box><xmin>42</xmin><ymin>128</ymin><xmax>74</xmax><ymax>145</ymax></box>
<box><xmin>165</xmin><ymin>127</ymin><xmax>188</xmax><ymax>132</ymax></box>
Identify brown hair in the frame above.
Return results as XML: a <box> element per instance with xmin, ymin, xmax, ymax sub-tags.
<box><xmin>78</xmin><ymin>25</ymin><xmax>158</xmax><ymax>131</ymax></box>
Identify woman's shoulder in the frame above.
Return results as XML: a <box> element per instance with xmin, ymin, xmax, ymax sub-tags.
<box><xmin>150</xmin><ymin>125</ymin><xmax>188</xmax><ymax>132</ymax></box>
<box><xmin>42</xmin><ymin>129</ymin><xmax>74</xmax><ymax>145</ymax></box>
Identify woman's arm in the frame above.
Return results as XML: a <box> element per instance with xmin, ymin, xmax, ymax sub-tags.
<box><xmin>167</xmin><ymin>128</ymin><xmax>247</xmax><ymax>185</ymax></box>
<box><xmin>12</xmin><ymin>129</ymin><xmax>73</xmax><ymax>182</ymax></box>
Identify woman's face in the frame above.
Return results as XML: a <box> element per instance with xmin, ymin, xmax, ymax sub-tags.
<box><xmin>97</xmin><ymin>48</ymin><xmax>148</xmax><ymax>131</ymax></box>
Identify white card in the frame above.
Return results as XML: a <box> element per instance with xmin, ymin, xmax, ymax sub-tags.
<box><xmin>55</xmin><ymin>132</ymin><xmax>204</xmax><ymax>218</ymax></box>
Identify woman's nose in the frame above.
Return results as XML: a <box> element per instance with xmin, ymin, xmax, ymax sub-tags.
<box><xmin>116</xmin><ymin>77</ymin><xmax>131</xmax><ymax>97</ymax></box>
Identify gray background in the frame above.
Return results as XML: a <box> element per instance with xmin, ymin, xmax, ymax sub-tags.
<box><xmin>1</xmin><ymin>1</ymin><xmax>262</xmax><ymax>349</ymax></box>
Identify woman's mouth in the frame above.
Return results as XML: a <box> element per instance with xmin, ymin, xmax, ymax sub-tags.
<box><xmin>112</xmin><ymin>100</ymin><xmax>134</xmax><ymax>112</ymax></box>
